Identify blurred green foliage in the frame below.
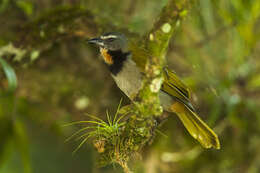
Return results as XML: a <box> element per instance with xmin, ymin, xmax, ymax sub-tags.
<box><xmin>0</xmin><ymin>0</ymin><xmax>260</xmax><ymax>172</ymax></box>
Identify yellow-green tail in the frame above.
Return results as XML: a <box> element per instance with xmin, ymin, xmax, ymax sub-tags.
<box><xmin>171</xmin><ymin>102</ymin><xmax>220</xmax><ymax>149</ymax></box>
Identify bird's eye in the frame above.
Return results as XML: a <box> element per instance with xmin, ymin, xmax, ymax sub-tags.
<box><xmin>107</xmin><ymin>38</ymin><xmax>115</xmax><ymax>42</ymax></box>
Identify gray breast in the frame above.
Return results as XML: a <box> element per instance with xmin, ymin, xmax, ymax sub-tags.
<box><xmin>112</xmin><ymin>58</ymin><xmax>176</xmax><ymax>110</ymax></box>
<box><xmin>111</xmin><ymin>58</ymin><xmax>143</xmax><ymax>99</ymax></box>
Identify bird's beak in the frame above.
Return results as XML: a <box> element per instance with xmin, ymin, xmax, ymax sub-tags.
<box><xmin>87</xmin><ymin>37</ymin><xmax>104</xmax><ymax>46</ymax></box>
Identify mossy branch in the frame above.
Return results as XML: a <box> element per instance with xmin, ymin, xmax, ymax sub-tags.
<box><xmin>118</xmin><ymin>0</ymin><xmax>191</xmax><ymax>171</ymax></box>
<box><xmin>1</xmin><ymin>5</ymin><xmax>138</xmax><ymax>63</ymax></box>
<box><xmin>15</xmin><ymin>5</ymin><xmax>137</xmax><ymax>49</ymax></box>
<box><xmin>133</xmin><ymin>0</ymin><xmax>191</xmax><ymax>122</ymax></box>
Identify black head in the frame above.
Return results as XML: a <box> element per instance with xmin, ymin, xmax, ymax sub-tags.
<box><xmin>88</xmin><ymin>32</ymin><xmax>128</xmax><ymax>52</ymax></box>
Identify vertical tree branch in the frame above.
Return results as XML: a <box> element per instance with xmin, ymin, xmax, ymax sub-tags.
<box><xmin>135</xmin><ymin>0</ymin><xmax>191</xmax><ymax>118</ymax></box>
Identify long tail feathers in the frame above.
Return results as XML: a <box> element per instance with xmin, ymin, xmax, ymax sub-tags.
<box><xmin>171</xmin><ymin>102</ymin><xmax>220</xmax><ymax>149</ymax></box>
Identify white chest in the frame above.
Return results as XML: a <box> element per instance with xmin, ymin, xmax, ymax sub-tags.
<box><xmin>111</xmin><ymin>59</ymin><xmax>142</xmax><ymax>99</ymax></box>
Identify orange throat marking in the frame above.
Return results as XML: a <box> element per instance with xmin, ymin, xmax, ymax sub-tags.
<box><xmin>100</xmin><ymin>48</ymin><xmax>113</xmax><ymax>65</ymax></box>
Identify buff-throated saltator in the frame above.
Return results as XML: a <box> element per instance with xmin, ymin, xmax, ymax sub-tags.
<box><xmin>88</xmin><ymin>32</ymin><xmax>220</xmax><ymax>149</ymax></box>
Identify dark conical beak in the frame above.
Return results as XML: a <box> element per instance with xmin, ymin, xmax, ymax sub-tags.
<box><xmin>87</xmin><ymin>37</ymin><xmax>103</xmax><ymax>46</ymax></box>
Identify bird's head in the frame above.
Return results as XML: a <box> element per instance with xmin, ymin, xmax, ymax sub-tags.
<box><xmin>87</xmin><ymin>32</ymin><xmax>130</xmax><ymax>69</ymax></box>
<box><xmin>88</xmin><ymin>32</ymin><xmax>128</xmax><ymax>52</ymax></box>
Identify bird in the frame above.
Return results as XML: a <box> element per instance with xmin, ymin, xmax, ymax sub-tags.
<box><xmin>87</xmin><ymin>32</ymin><xmax>220</xmax><ymax>149</ymax></box>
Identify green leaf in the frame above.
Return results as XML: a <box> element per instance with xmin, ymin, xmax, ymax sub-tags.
<box><xmin>0</xmin><ymin>57</ymin><xmax>17</xmax><ymax>92</ymax></box>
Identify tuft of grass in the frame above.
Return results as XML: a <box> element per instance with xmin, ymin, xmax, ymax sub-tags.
<box><xmin>63</xmin><ymin>99</ymin><xmax>128</xmax><ymax>154</ymax></box>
